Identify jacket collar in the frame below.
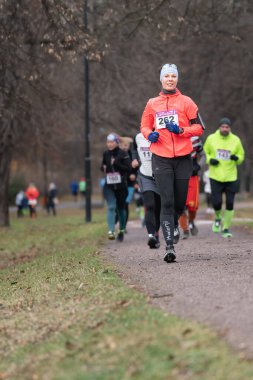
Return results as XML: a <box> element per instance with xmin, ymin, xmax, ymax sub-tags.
<box><xmin>159</xmin><ymin>88</ymin><xmax>181</xmax><ymax>98</ymax></box>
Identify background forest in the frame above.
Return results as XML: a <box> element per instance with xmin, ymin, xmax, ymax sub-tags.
<box><xmin>1</xmin><ymin>0</ymin><xmax>253</xmax><ymax>225</ymax></box>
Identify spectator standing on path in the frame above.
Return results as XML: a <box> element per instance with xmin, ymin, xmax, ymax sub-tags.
<box><xmin>25</xmin><ymin>183</ymin><xmax>40</xmax><ymax>218</ymax></box>
<box><xmin>101</xmin><ymin>133</ymin><xmax>132</xmax><ymax>242</ymax></box>
<box><xmin>140</xmin><ymin>63</ymin><xmax>204</xmax><ymax>263</ymax></box>
<box><xmin>179</xmin><ymin>136</ymin><xmax>205</xmax><ymax>239</ymax></box>
<box><xmin>15</xmin><ymin>190</ymin><xmax>26</xmax><ymax>217</ymax></box>
<box><xmin>204</xmin><ymin>117</ymin><xmax>245</xmax><ymax>238</ymax></box>
<box><xmin>132</xmin><ymin>132</ymin><xmax>161</xmax><ymax>249</ymax></box>
<box><xmin>46</xmin><ymin>182</ymin><xmax>58</xmax><ymax>216</ymax></box>
<box><xmin>202</xmin><ymin>167</ymin><xmax>214</xmax><ymax>214</ymax></box>
<box><xmin>70</xmin><ymin>180</ymin><xmax>79</xmax><ymax>201</ymax></box>
<box><xmin>79</xmin><ymin>178</ymin><xmax>86</xmax><ymax>199</ymax></box>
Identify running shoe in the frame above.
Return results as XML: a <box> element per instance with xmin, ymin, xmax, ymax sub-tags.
<box><xmin>164</xmin><ymin>246</ymin><xmax>176</xmax><ymax>263</ymax></box>
<box><xmin>182</xmin><ymin>230</ymin><xmax>190</xmax><ymax>239</ymax></box>
<box><xmin>116</xmin><ymin>230</ymin><xmax>124</xmax><ymax>242</ymax></box>
<box><xmin>155</xmin><ymin>236</ymin><xmax>160</xmax><ymax>249</ymax></box>
<box><xmin>189</xmin><ymin>221</ymin><xmax>198</xmax><ymax>236</ymax></box>
<box><xmin>173</xmin><ymin>227</ymin><xmax>180</xmax><ymax>244</ymax></box>
<box><xmin>212</xmin><ymin>219</ymin><xmax>222</xmax><ymax>233</ymax></box>
<box><xmin>222</xmin><ymin>229</ymin><xmax>233</xmax><ymax>238</ymax></box>
<box><xmin>148</xmin><ymin>235</ymin><xmax>158</xmax><ymax>249</ymax></box>
<box><xmin>108</xmin><ymin>231</ymin><xmax>115</xmax><ymax>240</ymax></box>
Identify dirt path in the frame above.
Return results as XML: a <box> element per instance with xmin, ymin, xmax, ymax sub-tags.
<box><xmin>103</xmin><ymin>210</ymin><xmax>253</xmax><ymax>358</ymax></box>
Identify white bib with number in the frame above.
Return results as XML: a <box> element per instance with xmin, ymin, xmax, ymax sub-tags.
<box><xmin>139</xmin><ymin>147</ymin><xmax>152</xmax><ymax>162</ymax></box>
<box><xmin>136</xmin><ymin>133</ymin><xmax>153</xmax><ymax>177</ymax></box>
<box><xmin>106</xmin><ymin>172</ymin><xmax>122</xmax><ymax>184</ymax></box>
<box><xmin>155</xmin><ymin>110</ymin><xmax>179</xmax><ymax>130</ymax></box>
<box><xmin>216</xmin><ymin>149</ymin><xmax>231</xmax><ymax>161</ymax></box>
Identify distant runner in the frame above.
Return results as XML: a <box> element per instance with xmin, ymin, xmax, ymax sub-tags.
<box><xmin>101</xmin><ymin>133</ymin><xmax>132</xmax><ymax>242</ymax></box>
<box><xmin>204</xmin><ymin>117</ymin><xmax>245</xmax><ymax>237</ymax></box>
<box><xmin>132</xmin><ymin>132</ymin><xmax>161</xmax><ymax>249</ymax></box>
<box><xmin>179</xmin><ymin>136</ymin><xmax>205</xmax><ymax>239</ymax></box>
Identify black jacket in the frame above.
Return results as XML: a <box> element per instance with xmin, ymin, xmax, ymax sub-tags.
<box><xmin>101</xmin><ymin>147</ymin><xmax>132</xmax><ymax>189</ymax></box>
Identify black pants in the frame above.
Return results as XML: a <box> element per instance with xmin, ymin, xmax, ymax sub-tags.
<box><xmin>205</xmin><ymin>193</ymin><xmax>212</xmax><ymax>208</ymax></box>
<box><xmin>142</xmin><ymin>191</ymin><xmax>161</xmax><ymax>235</ymax></box>
<box><xmin>152</xmin><ymin>154</ymin><xmax>192</xmax><ymax>247</ymax></box>
<box><xmin>210</xmin><ymin>179</ymin><xmax>238</xmax><ymax>211</ymax></box>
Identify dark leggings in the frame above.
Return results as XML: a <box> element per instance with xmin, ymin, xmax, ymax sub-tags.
<box><xmin>205</xmin><ymin>193</ymin><xmax>212</xmax><ymax>208</ymax></box>
<box><xmin>155</xmin><ymin>173</ymin><xmax>189</xmax><ymax>246</ymax></box>
<box><xmin>210</xmin><ymin>179</ymin><xmax>237</xmax><ymax>211</ymax></box>
<box><xmin>152</xmin><ymin>154</ymin><xmax>192</xmax><ymax>247</ymax></box>
<box><xmin>142</xmin><ymin>191</ymin><xmax>161</xmax><ymax>235</ymax></box>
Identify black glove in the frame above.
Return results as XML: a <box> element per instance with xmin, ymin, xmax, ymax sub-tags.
<box><xmin>192</xmin><ymin>163</ymin><xmax>201</xmax><ymax>176</ymax></box>
<box><xmin>209</xmin><ymin>158</ymin><xmax>219</xmax><ymax>166</ymax></box>
<box><xmin>230</xmin><ymin>154</ymin><xmax>239</xmax><ymax>161</ymax></box>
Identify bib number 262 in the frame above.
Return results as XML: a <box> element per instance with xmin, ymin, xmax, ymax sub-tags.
<box><xmin>155</xmin><ymin>110</ymin><xmax>179</xmax><ymax>129</ymax></box>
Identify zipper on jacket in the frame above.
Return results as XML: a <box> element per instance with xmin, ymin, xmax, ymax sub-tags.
<box><xmin>110</xmin><ymin>150</ymin><xmax>118</xmax><ymax>190</ymax></box>
<box><xmin>167</xmin><ymin>97</ymin><xmax>176</xmax><ymax>156</ymax></box>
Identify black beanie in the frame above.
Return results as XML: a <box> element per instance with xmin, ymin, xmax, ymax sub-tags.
<box><xmin>219</xmin><ymin>117</ymin><xmax>232</xmax><ymax>126</ymax></box>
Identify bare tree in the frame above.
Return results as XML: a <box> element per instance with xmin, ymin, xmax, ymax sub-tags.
<box><xmin>2</xmin><ymin>0</ymin><xmax>253</xmax><ymax>227</ymax></box>
<box><xmin>0</xmin><ymin>0</ymin><xmax>95</xmax><ymax>226</ymax></box>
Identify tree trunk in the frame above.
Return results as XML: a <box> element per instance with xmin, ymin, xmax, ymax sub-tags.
<box><xmin>0</xmin><ymin>147</ymin><xmax>12</xmax><ymax>227</ymax></box>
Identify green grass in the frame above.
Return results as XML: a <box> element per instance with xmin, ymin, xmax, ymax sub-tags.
<box><xmin>1</xmin><ymin>208</ymin><xmax>253</xmax><ymax>380</ymax></box>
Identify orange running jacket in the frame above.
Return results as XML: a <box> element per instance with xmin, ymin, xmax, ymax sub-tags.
<box><xmin>140</xmin><ymin>89</ymin><xmax>203</xmax><ymax>158</ymax></box>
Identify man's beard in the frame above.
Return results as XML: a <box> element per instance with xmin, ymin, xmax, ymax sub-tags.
<box><xmin>220</xmin><ymin>131</ymin><xmax>229</xmax><ymax>136</ymax></box>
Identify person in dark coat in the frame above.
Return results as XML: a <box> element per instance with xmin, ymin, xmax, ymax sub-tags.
<box><xmin>101</xmin><ymin>133</ymin><xmax>132</xmax><ymax>242</ymax></box>
<box><xmin>46</xmin><ymin>182</ymin><xmax>58</xmax><ymax>216</ymax></box>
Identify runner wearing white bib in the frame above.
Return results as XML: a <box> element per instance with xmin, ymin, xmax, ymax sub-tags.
<box><xmin>204</xmin><ymin>117</ymin><xmax>245</xmax><ymax>238</ymax></box>
<box><xmin>132</xmin><ymin>133</ymin><xmax>161</xmax><ymax>249</ymax></box>
<box><xmin>140</xmin><ymin>63</ymin><xmax>204</xmax><ymax>263</ymax></box>
<box><xmin>101</xmin><ymin>134</ymin><xmax>132</xmax><ymax>241</ymax></box>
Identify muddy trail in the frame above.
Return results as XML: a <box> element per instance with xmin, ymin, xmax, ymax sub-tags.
<box><xmin>103</xmin><ymin>210</ymin><xmax>253</xmax><ymax>358</ymax></box>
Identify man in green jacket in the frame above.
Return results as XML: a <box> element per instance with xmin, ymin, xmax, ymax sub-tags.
<box><xmin>203</xmin><ymin>117</ymin><xmax>245</xmax><ymax>238</ymax></box>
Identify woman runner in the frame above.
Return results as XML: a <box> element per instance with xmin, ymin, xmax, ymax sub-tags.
<box><xmin>140</xmin><ymin>63</ymin><xmax>204</xmax><ymax>263</ymax></box>
<box><xmin>101</xmin><ymin>133</ymin><xmax>132</xmax><ymax>242</ymax></box>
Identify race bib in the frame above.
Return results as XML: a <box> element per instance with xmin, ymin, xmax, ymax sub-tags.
<box><xmin>28</xmin><ymin>199</ymin><xmax>37</xmax><ymax>206</ymax></box>
<box><xmin>139</xmin><ymin>146</ymin><xmax>152</xmax><ymax>161</ymax></box>
<box><xmin>155</xmin><ymin>110</ymin><xmax>179</xmax><ymax>130</ymax></box>
<box><xmin>216</xmin><ymin>149</ymin><xmax>231</xmax><ymax>160</ymax></box>
<box><xmin>106</xmin><ymin>172</ymin><xmax>122</xmax><ymax>184</ymax></box>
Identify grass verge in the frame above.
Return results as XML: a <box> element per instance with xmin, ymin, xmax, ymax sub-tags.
<box><xmin>0</xmin><ymin>208</ymin><xmax>253</xmax><ymax>380</ymax></box>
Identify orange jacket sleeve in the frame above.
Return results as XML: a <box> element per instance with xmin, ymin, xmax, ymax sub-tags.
<box><xmin>140</xmin><ymin>100</ymin><xmax>155</xmax><ymax>140</ymax></box>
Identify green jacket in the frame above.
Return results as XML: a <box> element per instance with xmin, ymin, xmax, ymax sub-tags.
<box><xmin>203</xmin><ymin>130</ymin><xmax>244</xmax><ymax>182</ymax></box>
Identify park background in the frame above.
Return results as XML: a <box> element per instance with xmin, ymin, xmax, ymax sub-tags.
<box><xmin>2</xmin><ymin>2</ymin><xmax>253</xmax><ymax>379</ymax></box>
<box><xmin>1</xmin><ymin>0</ymin><xmax>253</xmax><ymax>227</ymax></box>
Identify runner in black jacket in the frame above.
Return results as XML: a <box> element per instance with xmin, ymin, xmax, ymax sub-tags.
<box><xmin>101</xmin><ymin>133</ymin><xmax>132</xmax><ymax>241</ymax></box>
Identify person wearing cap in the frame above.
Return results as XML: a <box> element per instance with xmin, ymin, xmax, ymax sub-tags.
<box><xmin>101</xmin><ymin>133</ymin><xmax>132</xmax><ymax>241</ymax></box>
<box><xmin>132</xmin><ymin>132</ymin><xmax>161</xmax><ymax>249</ymax></box>
<box><xmin>141</xmin><ymin>63</ymin><xmax>204</xmax><ymax>263</ymax></box>
<box><xmin>204</xmin><ymin>117</ymin><xmax>245</xmax><ymax>238</ymax></box>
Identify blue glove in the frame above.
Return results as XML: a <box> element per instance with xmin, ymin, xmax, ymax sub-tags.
<box><xmin>165</xmin><ymin>121</ymin><xmax>180</xmax><ymax>134</ymax></box>
<box><xmin>148</xmin><ymin>131</ymin><xmax>159</xmax><ymax>142</ymax></box>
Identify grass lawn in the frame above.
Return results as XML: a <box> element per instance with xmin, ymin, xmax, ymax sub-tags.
<box><xmin>1</xmin><ymin>208</ymin><xmax>253</xmax><ymax>380</ymax></box>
